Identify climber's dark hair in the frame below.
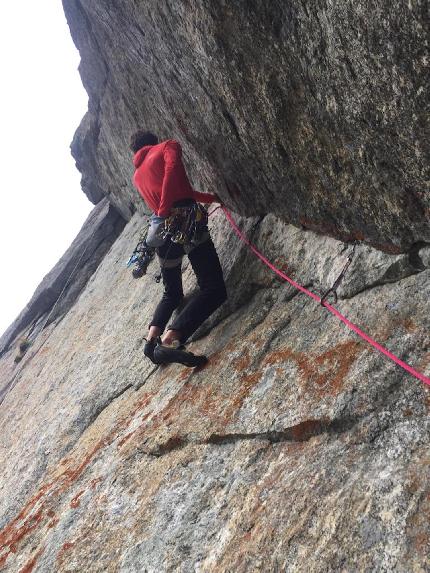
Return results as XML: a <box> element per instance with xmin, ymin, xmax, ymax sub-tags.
<box><xmin>129</xmin><ymin>130</ymin><xmax>158</xmax><ymax>153</ymax></box>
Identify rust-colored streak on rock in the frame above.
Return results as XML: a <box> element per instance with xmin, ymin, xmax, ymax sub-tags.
<box><xmin>1</xmin><ymin>509</ymin><xmax>44</xmax><ymax>559</ymax></box>
<box><xmin>236</xmin><ymin>348</ymin><xmax>252</xmax><ymax>372</ymax></box>
<box><xmin>47</xmin><ymin>517</ymin><xmax>59</xmax><ymax>529</ymax></box>
<box><xmin>401</xmin><ymin>318</ymin><xmax>418</xmax><ymax>333</ymax></box>
<box><xmin>378</xmin><ymin>316</ymin><xmax>419</xmax><ymax>343</ymax></box>
<box><xmin>56</xmin><ymin>540</ymin><xmax>76</xmax><ymax>569</ymax></box>
<box><xmin>8</xmin><ymin>484</ymin><xmax>53</xmax><ymax>530</ymax></box>
<box><xmin>70</xmin><ymin>490</ymin><xmax>85</xmax><ymax>509</ymax></box>
<box><xmin>264</xmin><ymin>340</ymin><xmax>362</xmax><ymax>395</ymax></box>
<box><xmin>90</xmin><ymin>477</ymin><xmax>103</xmax><ymax>489</ymax></box>
<box><xmin>18</xmin><ymin>547</ymin><xmax>44</xmax><ymax>573</ymax></box>
<box><xmin>0</xmin><ymin>513</ymin><xmax>45</xmax><ymax>568</ymax></box>
<box><xmin>0</xmin><ymin>391</ymin><xmax>156</xmax><ymax>564</ymax></box>
<box><xmin>137</xmin><ymin>339</ymin><xmax>360</xmax><ymax>444</ymax></box>
<box><xmin>312</xmin><ymin>341</ymin><xmax>362</xmax><ymax>393</ymax></box>
<box><xmin>147</xmin><ymin>383</ymin><xmax>211</xmax><ymax>430</ymax></box>
<box><xmin>0</xmin><ymin>487</ymin><xmax>52</xmax><ymax>567</ymax></box>
<box><xmin>61</xmin><ymin>541</ymin><xmax>75</xmax><ymax>552</ymax></box>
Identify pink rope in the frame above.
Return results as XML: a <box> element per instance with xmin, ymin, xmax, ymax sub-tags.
<box><xmin>222</xmin><ymin>206</ymin><xmax>430</xmax><ymax>387</ymax></box>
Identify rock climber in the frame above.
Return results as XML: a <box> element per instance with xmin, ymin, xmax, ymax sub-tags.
<box><xmin>130</xmin><ymin>130</ymin><xmax>227</xmax><ymax>367</ymax></box>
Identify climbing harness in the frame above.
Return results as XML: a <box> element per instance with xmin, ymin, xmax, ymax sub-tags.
<box><xmin>220</xmin><ymin>206</ymin><xmax>430</xmax><ymax>387</ymax></box>
<box><xmin>128</xmin><ymin>204</ymin><xmax>209</xmax><ymax>282</ymax></box>
<box><xmin>127</xmin><ymin>226</ymin><xmax>156</xmax><ymax>278</ymax></box>
<box><xmin>153</xmin><ymin>203</ymin><xmax>209</xmax><ymax>283</ymax></box>
<box><xmin>162</xmin><ymin>203</ymin><xmax>208</xmax><ymax>245</ymax></box>
<box><xmin>320</xmin><ymin>243</ymin><xmax>357</xmax><ymax>305</ymax></box>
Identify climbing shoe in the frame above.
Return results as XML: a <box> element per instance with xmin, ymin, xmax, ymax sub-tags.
<box><xmin>153</xmin><ymin>342</ymin><xmax>208</xmax><ymax>368</ymax></box>
<box><xmin>143</xmin><ymin>338</ymin><xmax>159</xmax><ymax>364</ymax></box>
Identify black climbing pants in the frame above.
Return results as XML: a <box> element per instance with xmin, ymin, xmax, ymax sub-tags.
<box><xmin>150</xmin><ymin>236</ymin><xmax>227</xmax><ymax>343</ymax></box>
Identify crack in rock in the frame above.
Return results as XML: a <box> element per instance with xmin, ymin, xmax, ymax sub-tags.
<box><xmin>133</xmin><ymin>364</ymin><xmax>159</xmax><ymax>391</ymax></box>
<box><xmin>78</xmin><ymin>383</ymin><xmax>134</xmax><ymax>435</ymax></box>
<box><xmin>147</xmin><ymin>415</ymin><xmax>358</xmax><ymax>458</ymax></box>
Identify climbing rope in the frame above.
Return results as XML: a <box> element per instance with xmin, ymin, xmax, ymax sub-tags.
<box><xmin>219</xmin><ymin>206</ymin><xmax>430</xmax><ymax>387</ymax></box>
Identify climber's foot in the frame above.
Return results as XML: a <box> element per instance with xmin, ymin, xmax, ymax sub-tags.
<box><xmin>153</xmin><ymin>343</ymin><xmax>208</xmax><ymax>368</ymax></box>
<box><xmin>143</xmin><ymin>337</ymin><xmax>159</xmax><ymax>364</ymax></box>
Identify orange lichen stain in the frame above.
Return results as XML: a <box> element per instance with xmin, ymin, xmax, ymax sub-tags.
<box><xmin>150</xmin><ymin>361</ymin><xmax>264</xmax><ymax>434</ymax></box>
<box><xmin>56</xmin><ymin>540</ymin><xmax>77</xmax><ymax>568</ymax></box>
<box><xmin>61</xmin><ymin>442</ymin><xmax>105</xmax><ymax>488</ymax></box>
<box><xmin>6</xmin><ymin>509</ymin><xmax>44</xmax><ymax>554</ymax></box>
<box><xmin>137</xmin><ymin>339</ymin><xmax>361</xmax><ymax>441</ymax></box>
<box><xmin>18</xmin><ymin>547</ymin><xmax>44</xmax><ymax>573</ymax></box>
<box><xmin>47</xmin><ymin>517</ymin><xmax>59</xmax><ymax>529</ymax></box>
<box><xmin>90</xmin><ymin>477</ymin><xmax>103</xmax><ymax>490</ymax></box>
<box><xmin>0</xmin><ymin>390</ymin><xmax>157</xmax><ymax>563</ymax></box>
<box><xmin>46</xmin><ymin>510</ymin><xmax>55</xmax><ymax>519</ymax></box>
<box><xmin>401</xmin><ymin>318</ymin><xmax>418</xmax><ymax>333</ymax></box>
<box><xmin>70</xmin><ymin>490</ymin><xmax>85</xmax><ymax>509</ymax></box>
<box><xmin>0</xmin><ymin>486</ymin><xmax>51</xmax><ymax>567</ymax></box>
<box><xmin>264</xmin><ymin>340</ymin><xmax>362</xmax><ymax>395</ymax></box>
<box><xmin>236</xmin><ymin>348</ymin><xmax>252</xmax><ymax>372</ymax></box>
<box><xmin>405</xmin><ymin>475</ymin><xmax>430</xmax><ymax>556</ymax></box>
<box><xmin>312</xmin><ymin>341</ymin><xmax>362</xmax><ymax>393</ymax></box>
<box><xmin>413</xmin><ymin>532</ymin><xmax>428</xmax><ymax>553</ymax></box>
<box><xmin>378</xmin><ymin>316</ymin><xmax>420</xmax><ymax>342</ymax></box>
<box><xmin>60</xmin><ymin>541</ymin><xmax>75</xmax><ymax>553</ymax></box>
<box><xmin>11</xmin><ymin>483</ymin><xmax>53</xmax><ymax>526</ymax></box>
<box><xmin>178</xmin><ymin>368</ymin><xmax>192</xmax><ymax>382</ymax></box>
<box><xmin>117</xmin><ymin>430</ymin><xmax>137</xmax><ymax>448</ymax></box>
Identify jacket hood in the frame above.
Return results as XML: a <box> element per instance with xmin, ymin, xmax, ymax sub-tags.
<box><xmin>133</xmin><ymin>146</ymin><xmax>153</xmax><ymax>168</ymax></box>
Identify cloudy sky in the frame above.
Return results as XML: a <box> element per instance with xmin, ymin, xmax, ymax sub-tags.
<box><xmin>0</xmin><ymin>3</ymin><xmax>92</xmax><ymax>336</ymax></box>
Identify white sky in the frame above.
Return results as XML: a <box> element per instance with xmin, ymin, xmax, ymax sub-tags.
<box><xmin>0</xmin><ymin>3</ymin><xmax>92</xmax><ymax>337</ymax></box>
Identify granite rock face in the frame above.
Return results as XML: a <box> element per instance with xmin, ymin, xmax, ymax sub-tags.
<box><xmin>0</xmin><ymin>2</ymin><xmax>429</xmax><ymax>572</ymax></box>
<box><xmin>63</xmin><ymin>0</ymin><xmax>429</xmax><ymax>251</ymax></box>
<box><xmin>0</xmin><ymin>211</ymin><xmax>429</xmax><ymax>572</ymax></box>
<box><xmin>0</xmin><ymin>199</ymin><xmax>125</xmax><ymax>361</ymax></box>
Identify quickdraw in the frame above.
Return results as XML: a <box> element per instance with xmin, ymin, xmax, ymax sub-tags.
<box><xmin>127</xmin><ymin>227</ymin><xmax>156</xmax><ymax>278</ymax></box>
<box><xmin>320</xmin><ymin>243</ymin><xmax>357</xmax><ymax>305</ymax></box>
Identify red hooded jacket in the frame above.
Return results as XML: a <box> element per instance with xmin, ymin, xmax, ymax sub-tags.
<box><xmin>132</xmin><ymin>139</ymin><xmax>215</xmax><ymax>217</ymax></box>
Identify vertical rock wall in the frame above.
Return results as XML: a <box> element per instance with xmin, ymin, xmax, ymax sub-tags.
<box><xmin>63</xmin><ymin>0</ymin><xmax>429</xmax><ymax>251</ymax></box>
<box><xmin>0</xmin><ymin>2</ymin><xmax>429</xmax><ymax>572</ymax></box>
<box><xmin>0</xmin><ymin>210</ymin><xmax>429</xmax><ymax>571</ymax></box>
